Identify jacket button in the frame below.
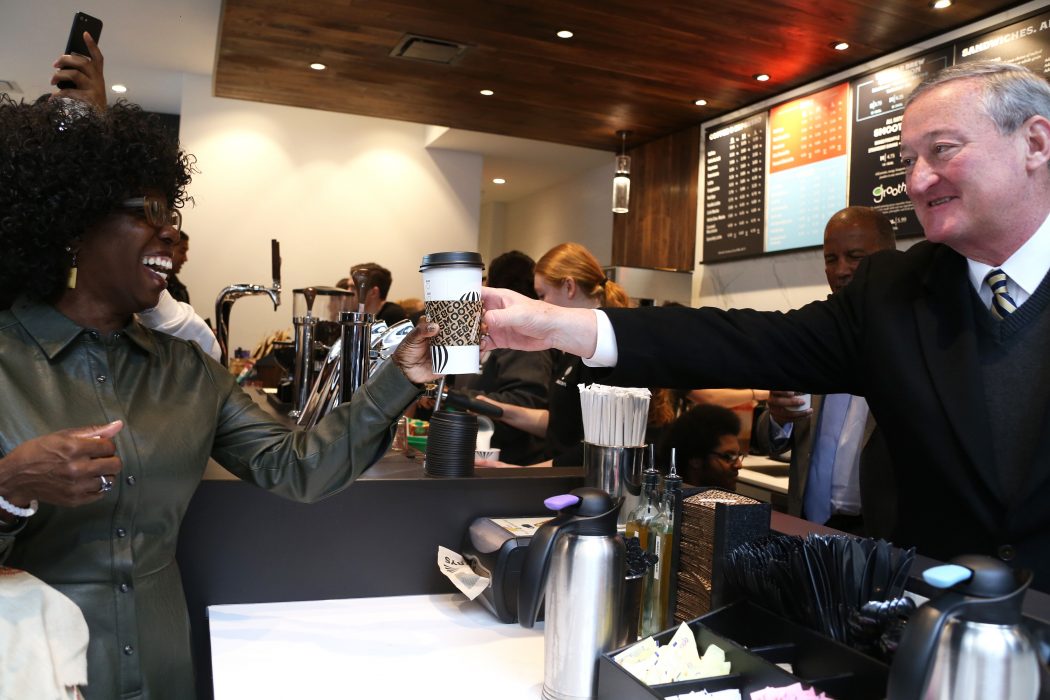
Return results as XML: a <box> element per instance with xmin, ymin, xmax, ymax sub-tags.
<box><xmin>126</xmin><ymin>475</ymin><xmax>136</xmax><ymax>486</ymax></box>
<box><xmin>119</xmin><ymin>583</ymin><xmax>129</xmax><ymax>593</ymax></box>
<box><xmin>116</xmin><ymin>527</ymin><xmax>127</xmax><ymax>538</ymax></box>
<box><xmin>998</xmin><ymin>544</ymin><xmax>1016</xmax><ymax>561</ymax></box>
<box><xmin>123</xmin><ymin>645</ymin><xmax>134</xmax><ymax>656</ymax></box>
<box><xmin>96</xmin><ymin>375</ymin><xmax>107</xmax><ymax>383</ymax></box>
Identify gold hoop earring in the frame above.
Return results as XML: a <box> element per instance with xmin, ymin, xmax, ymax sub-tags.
<box><xmin>66</xmin><ymin>247</ymin><xmax>78</xmax><ymax>289</ymax></box>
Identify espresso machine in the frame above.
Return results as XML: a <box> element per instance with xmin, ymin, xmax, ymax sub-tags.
<box><xmin>214</xmin><ymin>239</ymin><xmax>282</xmax><ymax>368</ymax></box>
<box><xmin>289</xmin><ymin>286</ymin><xmax>356</xmax><ymax>418</ymax></box>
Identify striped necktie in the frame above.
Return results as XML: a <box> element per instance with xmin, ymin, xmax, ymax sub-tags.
<box><xmin>985</xmin><ymin>269</ymin><xmax>1018</xmax><ymax>319</ymax></box>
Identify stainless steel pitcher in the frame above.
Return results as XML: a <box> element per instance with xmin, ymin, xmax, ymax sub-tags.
<box><xmin>518</xmin><ymin>488</ymin><xmax>624</xmax><ymax>700</ymax></box>
<box><xmin>887</xmin><ymin>554</ymin><xmax>1040</xmax><ymax>700</ymax></box>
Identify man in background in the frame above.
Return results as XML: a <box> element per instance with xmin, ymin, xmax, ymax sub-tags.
<box><xmin>754</xmin><ymin>206</ymin><xmax>897</xmax><ymax>536</ymax></box>
<box><xmin>349</xmin><ymin>262</ymin><xmax>407</xmax><ymax>325</ymax></box>
<box><xmin>167</xmin><ymin>232</ymin><xmax>191</xmax><ymax>304</ymax></box>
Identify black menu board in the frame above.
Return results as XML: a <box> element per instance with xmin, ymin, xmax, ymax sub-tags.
<box><xmin>955</xmin><ymin>8</ymin><xmax>1050</xmax><ymax>75</ymax></box>
<box><xmin>848</xmin><ymin>49</ymin><xmax>952</xmax><ymax>239</ymax></box>
<box><xmin>702</xmin><ymin>113</ymin><xmax>767</xmax><ymax>261</ymax></box>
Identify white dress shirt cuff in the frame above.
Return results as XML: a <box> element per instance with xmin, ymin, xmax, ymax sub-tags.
<box><xmin>583</xmin><ymin>309</ymin><xmax>618</xmax><ymax>367</ymax></box>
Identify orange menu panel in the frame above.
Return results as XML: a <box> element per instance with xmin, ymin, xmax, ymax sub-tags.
<box><xmin>769</xmin><ymin>82</ymin><xmax>849</xmax><ymax>174</ymax></box>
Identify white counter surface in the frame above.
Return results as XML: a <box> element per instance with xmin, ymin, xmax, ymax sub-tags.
<box><xmin>209</xmin><ymin>593</ymin><xmax>545</xmax><ymax>699</ymax></box>
<box><xmin>736</xmin><ymin>455</ymin><xmax>790</xmax><ymax>495</ymax></box>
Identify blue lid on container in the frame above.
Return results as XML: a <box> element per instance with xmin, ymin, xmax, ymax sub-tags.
<box><xmin>419</xmin><ymin>251</ymin><xmax>484</xmax><ymax>271</ymax></box>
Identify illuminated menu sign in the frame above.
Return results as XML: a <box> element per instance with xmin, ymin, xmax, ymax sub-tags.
<box><xmin>702</xmin><ymin>113</ymin><xmax>767</xmax><ymax>261</ymax></box>
<box><xmin>765</xmin><ymin>82</ymin><xmax>849</xmax><ymax>252</ymax></box>
<box><xmin>848</xmin><ymin>49</ymin><xmax>951</xmax><ymax>239</ymax></box>
<box><xmin>956</xmin><ymin>8</ymin><xmax>1050</xmax><ymax>75</ymax></box>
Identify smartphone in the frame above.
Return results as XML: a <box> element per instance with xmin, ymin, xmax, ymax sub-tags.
<box><xmin>57</xmin><ymin>12</ymin><xmax>103</xmax><ymax>89</ymax></box>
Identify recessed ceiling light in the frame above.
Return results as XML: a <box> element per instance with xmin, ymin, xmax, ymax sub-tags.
<box><xmin>694</xmin><ymin>99</ymin><xmax>707</xmax><ymax>106</ymax></box>
<box><xmin>930</xmin><ymin>0</ymin><xmax>951</xmax><ymax>8</ymax></box>
<box><xmin>832</xmin><ymin>41</ymin><xmax>850</xmax><ymax>51</ymax></box>
<box><xmin>310</xmin><ymin>63</ymin><xmax>327</xmax><ymax>71</ymax></box>
<box><xmin>480</xmin><ymin>89</ymin><xmax>494</xmax><ymax>96</ymax></box>
<box><xmin>754</xmin><ymin>73</ymin><xmax>771</xmax><ymax>82</ymax></box>
<box><xmin>111</xmin><ymin>84</ymin><xmax>127</xmax><ymax>94</ymax></box>
<box><xmin>556</xmin><ymin>30</ymin><xmax>574</xmax><ymax>39</ymax></box>
<box><xmin>492</xmin><ymin>178</ymin><xmax>506</xmax><ymax>184</ymax></box>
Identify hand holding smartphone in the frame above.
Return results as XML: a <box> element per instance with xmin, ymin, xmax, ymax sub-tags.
<box><xmin>57</xmin><ymin>12</ymin><xmax>103</xmax><ymax>90</ymax></box>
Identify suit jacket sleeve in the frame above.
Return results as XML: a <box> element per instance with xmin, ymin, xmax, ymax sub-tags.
<box><xmin>600</xmin><ymin>272</ymin><xmax>870</xmax><ymax>396</ymax></box>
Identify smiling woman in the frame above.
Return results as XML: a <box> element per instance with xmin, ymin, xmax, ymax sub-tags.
<box><xmin>0</xmin><ymin>94</ymin><xmax>441</xmax><ymax>700</ymax></box>
<box><xmin>0</xmin><ymin>98</ymin><xmax>192</xmax><ymax>311</ymax></box>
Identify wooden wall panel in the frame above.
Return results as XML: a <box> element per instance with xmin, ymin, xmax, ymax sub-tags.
<box><xmin>612</xmin><ymin>126</ymin><xmax>699</xmax><ymax>272</ymax></box>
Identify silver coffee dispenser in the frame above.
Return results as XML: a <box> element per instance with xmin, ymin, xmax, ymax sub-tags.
<box><xmin>290</xmin><ymin>286</ymin><xmax>356</xmax><ymax>417</ymax></box>
<box><xmin>519</xmin><ymin>487</ymin><xmax>625</xmax><ymax>700</ymax></box>
<box><xmin>887</xmin><ymin>554</ymin><xmax>1040</xmax><ymax>700</ymax></box>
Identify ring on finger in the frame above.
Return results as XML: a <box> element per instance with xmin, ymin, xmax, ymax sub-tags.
<box><xmin>98</xmin><ymin>474</ymin><xmax>113</xmax><ymax>493</ymax></box>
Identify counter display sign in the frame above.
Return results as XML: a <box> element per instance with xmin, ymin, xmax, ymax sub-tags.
<box><xmin>702</xmin><ymin>113</ymin><xmax>767</xmax><ymax>261</ymax></box>
<box><xmin>848</xmin><ymin>49</ymin><xmax>951</xmax><ymax>239</ymax></box>
<box><xmin>955</xmin><ymin>9</ymin><xmax>1050</xmax><ymax>76</ymax></box>
<box><xmin>765</xmin><ymin>82</ymin><xmax>849</xmax><ymax>252</ymax></box>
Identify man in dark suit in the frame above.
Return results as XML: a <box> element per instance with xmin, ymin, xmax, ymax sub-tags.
<box><xmin>481</xmin><ymin>61</ymin><xmax>1050</xmax><ymax>590</ymax></box>
<box><xmin>753</xmin><ymin>207</ymin><xmax>897</xmax><ymax>537</ymax></box>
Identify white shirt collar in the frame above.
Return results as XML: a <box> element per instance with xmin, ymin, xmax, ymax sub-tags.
<box><xmin>967</xmin><ymin>211</ymin><xmax>1050</xmax><ymax>298</ymax></box>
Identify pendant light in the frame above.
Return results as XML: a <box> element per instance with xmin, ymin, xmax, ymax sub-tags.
<box><xmin>612</xmin><ymin>130</ymin><xmax>631</xmax><ymax>214</ymax></box>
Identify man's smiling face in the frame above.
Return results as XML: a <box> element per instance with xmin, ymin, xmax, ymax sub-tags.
<box><xmin>901</xmin><ymin>78</ymin><xmax>1032</xmax><ymax>261</ymax></box>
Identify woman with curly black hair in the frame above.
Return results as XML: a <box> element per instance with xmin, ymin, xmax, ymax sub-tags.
<box><xmin>0</xmin><ymin>95</ymin><xmax>440</xmax><ymax>699</ymax></box>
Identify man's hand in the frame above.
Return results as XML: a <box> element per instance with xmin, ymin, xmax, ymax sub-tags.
<box><xmin>474</xmin><ymin>458</ymin><xmax>516</xmax><ymax>468</ymax></box>
<box><xmin>481</xmin><ymin>287</ymin><xmax>598</xmax><ymax>358</ymax></box>
<box><xmin>0</xmin><ymin>420</ymin><xmax>124</xmax><ymax>508</ymax></box>
<box><xmin>51</xmin><ymin>32</ymin><xmax>107</xmax><ymax>110</ymax></box>
<box><xmin>767</xmin><ymin>390</ymin><xmax>812</xmax><ymax>425</ymax></box>
<box><xmin>392</xmin><ymin>318</ymin><xmax>441</xmax><ymax>384</ymax></box>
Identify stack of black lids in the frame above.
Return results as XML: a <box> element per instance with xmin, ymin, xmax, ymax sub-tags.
<box><xmin>424</xmin><ymin>410</ymin><xmax>478</xmax><ymax>478</ymax></box>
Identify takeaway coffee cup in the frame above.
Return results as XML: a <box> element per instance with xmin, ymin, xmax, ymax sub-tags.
<box><xmin>419</xmin><ymin>252</ymin><xmax>485</xmax><ymax>375</ymax></box>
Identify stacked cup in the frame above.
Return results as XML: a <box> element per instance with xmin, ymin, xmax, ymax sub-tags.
<box><xmin>424</xmin><ymin>410</ymin><xmax>478</xmax><ymax>478</ymax></box>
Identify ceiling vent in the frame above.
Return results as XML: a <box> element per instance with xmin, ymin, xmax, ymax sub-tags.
<box><xmin>0</xmin><ymin>80</ymin><xmax>22</xmax><ymax>95</ymax></box>
<box><xmin>390</xmin><ymin>34</ymin><xmax>469</xmax><ymax>65</ymax></box>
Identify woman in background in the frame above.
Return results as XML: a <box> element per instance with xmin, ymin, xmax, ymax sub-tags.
<box><xmin>454</xmin><ymin>251</ymin><xmax>553</xmax><ymax>464</ymax></box>
<box><xmin>481</xmin><ymin>243</ymin><xmax>674</xmax><ymax>466</ymax></box>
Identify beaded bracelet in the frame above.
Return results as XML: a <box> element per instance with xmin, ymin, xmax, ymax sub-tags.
<box><xmin>0</xmin><ymin>495</ymin><xmax>39</xmax><ymax>519</ymax></box>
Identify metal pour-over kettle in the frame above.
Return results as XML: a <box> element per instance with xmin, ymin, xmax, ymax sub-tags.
<box><xmin>887</xmin><ymin>554</ymin><xmax>1040</xmax><ymax>700</ymax></box>
<box><xmin>518</xmin><ymin>487</ymin><xmax>624</xmax><ymax>700</ymax></box>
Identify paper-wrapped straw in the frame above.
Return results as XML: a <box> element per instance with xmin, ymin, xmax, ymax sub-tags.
<box><xmin>578</xmin><ymin>383</ymin><xmax>651</xmax><ymax>446</ymax></box>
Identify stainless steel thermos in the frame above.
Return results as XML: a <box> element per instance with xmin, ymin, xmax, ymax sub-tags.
<box><xmin>887</xmin><ymin>554</ymin><xmax>1040</xmax><ymax>700</ymax></box>
<box><xmin>518</xmin><ymin>487</ymin><xmax>625</xmax><ymax>700</ymax></box>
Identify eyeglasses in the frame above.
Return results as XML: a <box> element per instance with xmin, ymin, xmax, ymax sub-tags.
<box><xmin>709</xmin><ymin>451</ymin><xmax>744</xmax><ymax>465</ymax></box>
<box><xmin>121</xmin><ymin>195</ymin><xmax>182</xmax><ymax>235</ymax></box>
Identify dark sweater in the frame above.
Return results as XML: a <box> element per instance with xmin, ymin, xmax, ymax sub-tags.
<box><xmin>976</xmin><ymin>268</ymin><xmax>1050</xmax><ymax>507</ymax></box>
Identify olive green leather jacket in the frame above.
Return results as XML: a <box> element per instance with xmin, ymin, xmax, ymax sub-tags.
<box><xmin>0</xmin><ymin>298</ymin><xmax>421</xmax><ymax>699</ymax></box>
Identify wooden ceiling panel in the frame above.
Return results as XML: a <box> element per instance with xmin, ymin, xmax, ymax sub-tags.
<box><xmin>216</xmin><ymin>0</ymin><xmax>1029</xmax><ymax>151</ymax></box>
